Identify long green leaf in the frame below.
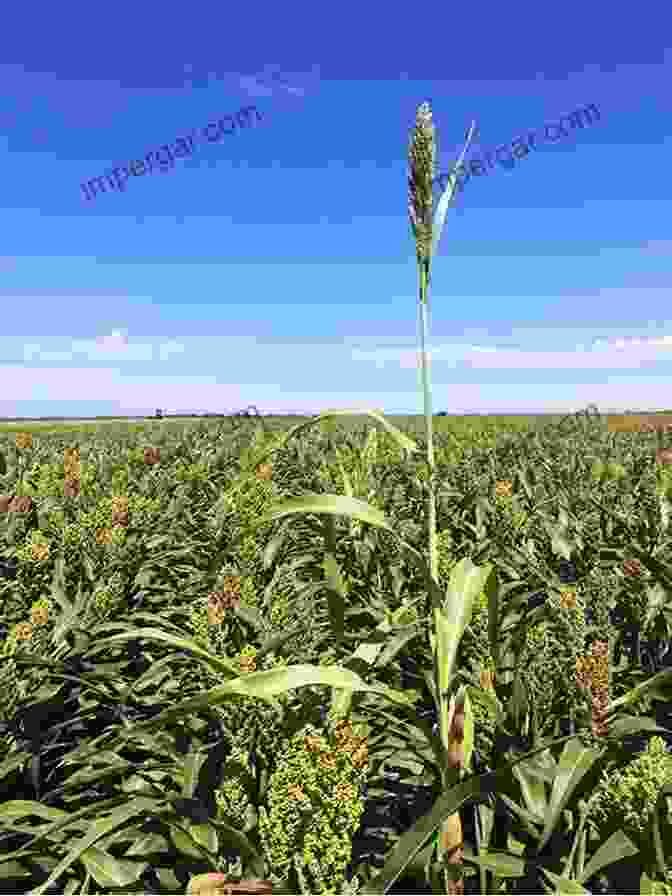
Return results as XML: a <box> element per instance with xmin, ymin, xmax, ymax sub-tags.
<box><xmin>438</xmin><ymin>559</ymin><xmax>493</xmax><ymax>691</ymax></box>
<box><xmin>78</xmin><ymin>847</ymin><xmax>146</xmax><ymax>889</ymax></box>
<box><xmin>84</xmin><ymin>627</ymin><xmax>241</xmax><ymax>679</ymax></box>
<box><xmin>538</xmin><ymin>739</ymin><xmax>602</xmax><ymax>853</ymax></box>
<box><xmin>259</xmin><ymin>493</ymin><xmax>395</xmax><ymax>531</ymax></box>
<box><xmin>462</xmin><ymin>847</ymin><xmax>526</xmax><ymax>879</ymax></box>
<box><xmin>512</xmin><ymin>754</ymin><xmax>551</xmax><ymax>823</ymax></box>
<box><xmin>431</xmin><ymin>120</ymin><xmax>477</xmax><ymax>260</ymax></box>
<box><xmin>27</xmin><ymin>797</ymin><xmax>156</xmax><ymax>896</ymax></box>
<box><xmin>102</xmin><ymin>664</ymin><xmax>416</xmax><ymax>742</ymax></box>
<box><xmin>605</xmin><ymin>667</ymin><xmax>672</xmax><ymax>714</ymax></box>
<box><xmin>577</xmin><ymin>830</ymin><xmax>639</xmax><ymax>886</ymax></box>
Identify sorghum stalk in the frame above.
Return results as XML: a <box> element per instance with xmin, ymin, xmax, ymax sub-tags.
<box><xmin>408</xmin><ymin>100</ymin><xmax>463</xmax><ymax>893</ymax></box>
<box><xmin>408</xmin><ymin>101</ymin><xmax>439</xmax><ymax>589</ymax></box>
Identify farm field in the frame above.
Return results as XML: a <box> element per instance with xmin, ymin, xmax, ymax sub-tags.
<box><xmin>0</xmin><ymin>406</ymin><xmax>672</xmax><ymax>895</ymax></box>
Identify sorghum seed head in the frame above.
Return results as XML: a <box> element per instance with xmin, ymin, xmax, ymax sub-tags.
<box><xmin>30</xmin><ymin>604</ymin><xmax>50</xmax><ymax>626</ymax></box>
<box><xmin>334</xmin><ymin>782</ymin><xmax>357</xmax><ymax>802</ymax></box>
<box><xmin>207</xmin><ymin>593</ymin><xmax>228</xmax><ymax>625</ymax></box>
<box><xmin>239</xmin><ymin>654</ymin><xmax>256</xmax><ymax>674</ymax></box>
<box><xmin>0</xmin><ymin>495</ymin><xmax>13</xmax><ymax>513</ymax></box>
<box><xmin>352</xmin><ymin>743</ymin><xmax>369</xmax><ymax>769</ymax></box>
<box><xmin>559</xmin><ymin>587</ymin><xmax>578</xmax><ymax>609</ymax></box>
<box><xmin>13</xmin><ymin>621</ymin><xmax>34</xmax><ymax>641</ymax></box>
<box><xmin>287</xmin><ymin>783</ymin><xmax>307</xmax><ymax>802</ymax></box>
<box><xmin>494</xmin><ymin>479</ymin><xmax>514</xmax><ymax>498</ymax></box>
<box><xmin>222</xmin><ymin>575</ymin><xmax>242</xmax><ymax>598</ymax></box>
<box><xmin>656</xmin><ymin>449</ymin><xmax>672</xmax><ymax>466</ymax></box>
<box><xmin>31</xmin><ymin>542</ymin><xmax>50</xmax><ymax>563</ymax></box>
<box><xmin>480</xmin><ymin>667</ymin><xmax>495</xmax><ymax>690</ymax></box>
<box><xmin>256</xmin><ymin>463</ymin><xmax>273</xmax><ymax>481</ymax></box>
<box><xmin>63</xmin><ymin>478</ymin><xmax>80</xmax><ymax>498</ymax></box>
<box><xmin>623</xmin><ymin>558</ymin><xmax>643</xmax><ymax>578</ymax></box>
<box><xmin>111</xmin><ymin>509</ymin><xmax>130</xmax><ymax>528</ymax></box>
<box><xmin>15</xmin><ymin>432</ymin><xmax>33</xmax><ymax>450</ymax></box>
<box><xmin>408</xmin><ymin>101</ymin><xmax>436</xmax><ymax>264</ymax></box>
<box><xmin>9</xmin><ymin>495</ymin><xmax>33</xmax><ymax>513</ymax></box>
<box><xmin>96</xmin><ymin>527</ymin><xmax>113</xmax><ymax>545</ymax></box>
<box><xmin>304</xmin><ymin>734</ymin><xmax>324</xmax><ymax>753</ymax></box>
<box><xmin>143</xmin><ymin>446</ymin><xmax>160</xmax><ymax>465</ymax></box>
<box><xmin>318</xmin><ymin>752</ymin><xmax>338</xmax><ymax>771</ymax></box>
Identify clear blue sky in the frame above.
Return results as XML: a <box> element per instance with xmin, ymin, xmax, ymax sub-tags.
<box><xmin>1</xmin><ymin>1</ymin><xmax>670</xmax><ymax>418</ymax></box>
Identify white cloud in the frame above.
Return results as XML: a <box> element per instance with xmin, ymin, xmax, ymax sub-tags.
<box><xmin>21</xmin><ymin>331</ymin><xmax>185</xmax><ymax>363</ymax></box>
<box><xmin>353</xmin><ymin>333</ymin><xmax>672</xmax><ymax>371</ymax></box>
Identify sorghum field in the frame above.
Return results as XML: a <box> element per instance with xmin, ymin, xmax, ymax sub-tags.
<box><xmin>0</xmin><ymin>406</ymin><xmax>672</xmax><ymax>895</ymax></box>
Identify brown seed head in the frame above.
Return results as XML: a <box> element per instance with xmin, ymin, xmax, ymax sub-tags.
<box><xmin>144</xmin><ymin>446</ymin><xmax>160</xmax><ymax>465</ymax></box>
<box><xmin>63</xmin><ymin>447</ymin><xmax>81</xmax><ymax>478</ymax></box>
<box><xmin>334</xmin><ymin>782</ymin><xmax>357</xmax><ymax>802</ymax></box>
<box><xmin>0</xmin><ymin>494</ymin><xmax>14</xmax><ymax>513</ymax></box>
<box><xmin>63</xmin><ymin>478</ymin><xmax>80</xmax><ymax>498</ymax></box>
<box><xmin>558</xmin><ymin>587</ymin><xmax>578</xmax><ymax>609</ymax></box>
<box><xmin>318</xmin><ymin>752</ymin><xmax>338</xmax><ymax>771</ymax></box>
<box><xmin>31</xmin><ymin>542</ymin><xmax>50</xmax><ymax>563</ymax></box>
<box><xmin>222</xmin><ymin>575</ymin><xmax>242</xmax><ymax>600</ymax></box>
<box><xmin>351</xmin><ymin>742</ymin><xmax>369</xmax><ymax>769</ymax></box>
<box><xmin>187</xmin><ymin>875</ymin><xmax>273</xmax><ymax>896</ymax></box>
<box><xmin>304</xmin><ymin>733</ymin><xmax>325</xmax><ymax>753</ymax></box>
<box><xmin>95</xmin><ymin>527</ymin><xmax>113</xmax><ymax>545</ymax></box>
<box><xmin>480</xmin><ymin>667</ymin><xmax>495</xmax><ymax>690</ymax></box>
<box><xmin>239</xmin><ymin>653</ymin><xmax>257</xmax><ymax>674</ymax></box>
<box><xmin>656</xmin><ymin>449</ymin><xmax>672</xmax><ymax>466</ymax></box>
<box><xmin>255</xmin><ymin>462</ymin><xmax>273</xmax><ymax>481</ymax></box>
<box><xmin>111</xmin><ymin>495</ymin><xmax>129</xmax><ymax>513</ymax></box>
<box><xmin>15</xmin><ymin>432</ymin><xmax>33</xmax><ymax>451</ymax></box>
<box><xmin>13</xmin><ymin>621</ymin><xmax>34</xmax><ymax>642</ymax></box>
<box><xmin>111</xmin><ymin>509</ymin><xmax>130</xmax><ymax>528</ymax></box>
<box><xmin>622</xmin><ymin>558</ymin><xmax>644</xmax><ymax>578</ymax></box>
<box><xmin>30</xmin><ymin>604</ymin><xmax>50</xmax><ymax>626</ymax></box>
<box><xmin>207</xmin><ymin>593</ymin><xmax>228</xmax><ymax>625</ymax></box>
<box><xmin>9</xmin><ymin>495</ymin><xmax>33</xmax><ymax>513</ymax></box>
<box><xmin>287</xmin><ymin>783</ymin><xmax>307</xmax><ymax>802</ymax></box>
<box><xmin>494</xmin><ymin>479</ymin><xmax>514</xmax><ymax>499</ymax></box>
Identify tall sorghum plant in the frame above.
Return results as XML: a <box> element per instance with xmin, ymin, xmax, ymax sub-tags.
<box><xmin>408</xmin><ymin>101</ymin><xmax>478</xmax><ymax>892</ymax></box>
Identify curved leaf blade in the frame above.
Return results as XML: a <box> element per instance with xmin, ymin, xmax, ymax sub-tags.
<box><xmin>281</xmin><ymin>408</ymin><xmax>419</xmax><ymax>457</ymax></box>
<box><xmin>259</xmin><ymin>493</ymin><xmax>395</xmax><ymax>532</ymax></box>
<box><xmin>105</xmin><ymin>664</ymin><xmax>416</xmax><ymax>740</ymax></box>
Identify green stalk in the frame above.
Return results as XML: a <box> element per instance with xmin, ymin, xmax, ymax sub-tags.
<box><xmin>409</xmin><ymin>101</ymin><xmax>467</xmax><ymax>893</ymax></box>
<box><xmin>417</xmin><ymin>260</ymin><xmax>437</xmax><ymax>584</ymax></box>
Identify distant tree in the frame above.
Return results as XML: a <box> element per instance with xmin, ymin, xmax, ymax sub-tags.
<box><xmin>155</xmin><ymin>408</ymin><xmax>163</xmax><ymax>419</ymax></box>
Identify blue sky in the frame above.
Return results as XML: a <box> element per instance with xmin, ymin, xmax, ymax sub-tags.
<box><xmin>1</xmin><ymin>1</ymin><xmax>671</xmax><ymax>418</ymax></box>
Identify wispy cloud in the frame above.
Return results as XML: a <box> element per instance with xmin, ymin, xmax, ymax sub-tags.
<box><xmin>22</xmin><ymin>330</ymin><xmax>185</xmax><ymax>364</ymax></box>
<box><xmin>238</xmin><ymin>67</ymin><xmax>310</xmax><ymax>99</ymax></box>
<box><xmin>353</xmin><ymin>334</ymin><xmax>672</xmax><ymax>371</ymax></box>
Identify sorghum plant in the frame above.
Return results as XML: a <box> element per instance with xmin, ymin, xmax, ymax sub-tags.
<box><xmin>252</xmin><ymin>103</ymin><xmax>487</xmax><ymax>895</ymax></box>
<box><xmin>408</xmin><ymin>100</ymin><xmax>482</xmax><ymax>892</ymax></box>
